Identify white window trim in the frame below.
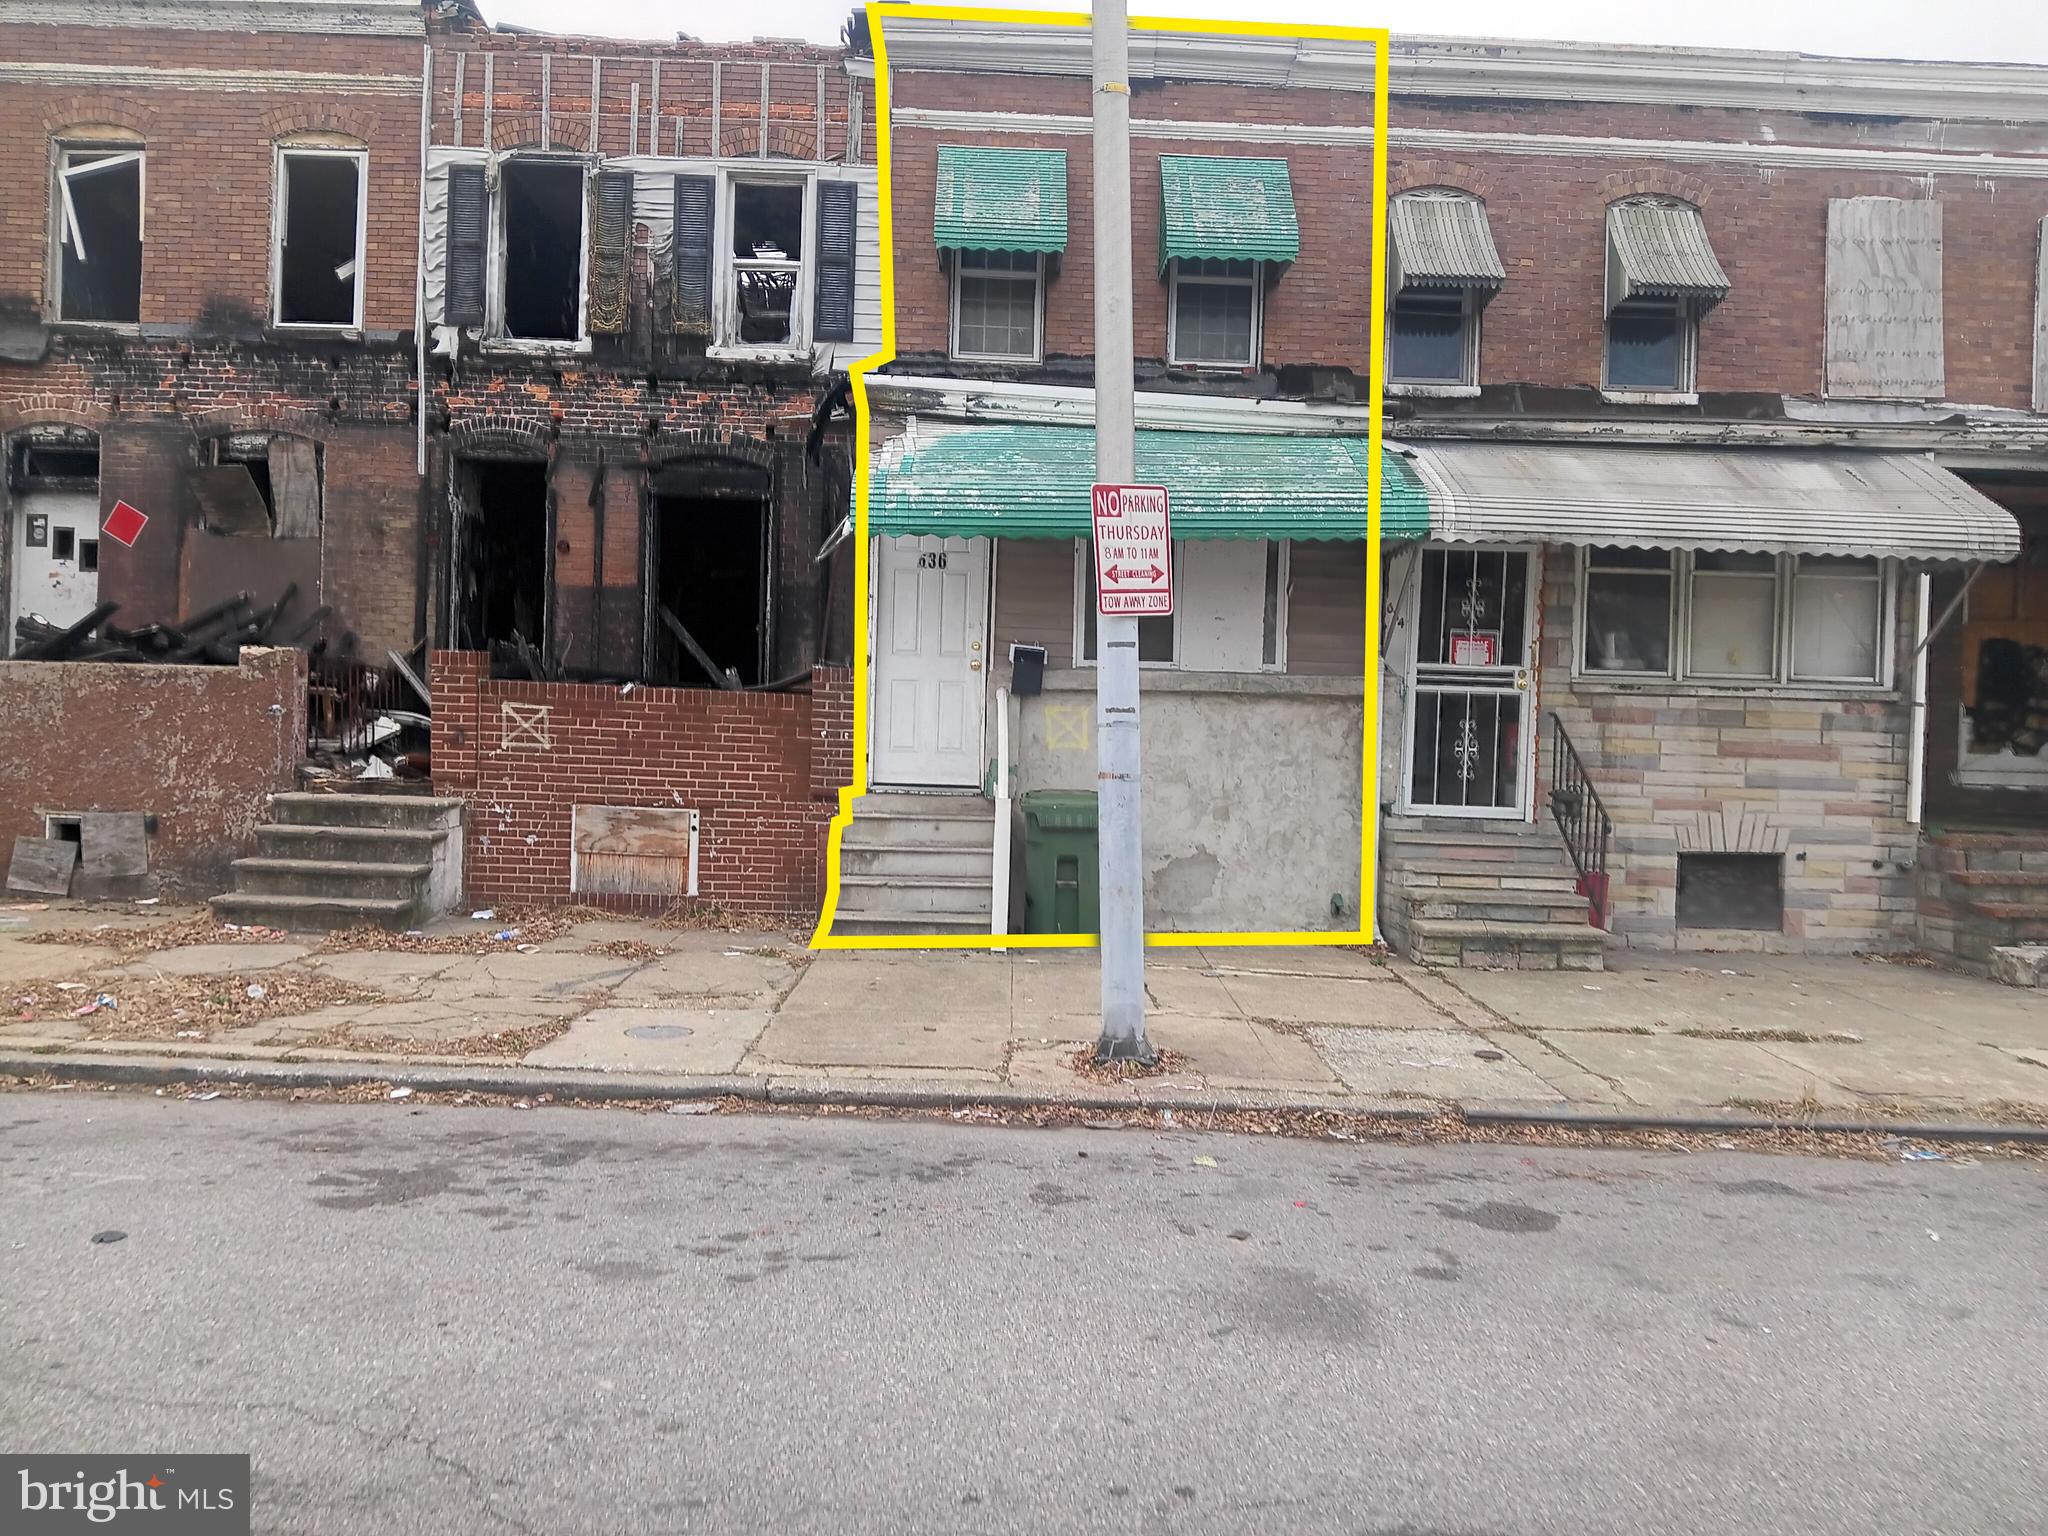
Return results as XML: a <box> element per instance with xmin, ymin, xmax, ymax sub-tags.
<box><xmin>1071</xmin><ymin>538</ymin><xmax>1291</xmax><ymax>672</ymax></box>
<box><xmin>709</xmin><ymin>168</ymin><xmax>815</xmax><ymax>359</ymax></box>
<box><xmin>948</xmin><ymin>249</ymin><xmax>1045</xmax><ymax>364</ymax></box>
<box><xmin>1601</xmin><ymin>294</ymin><xmax>1698</xmax><ymax>398</ymax></box>
<box><xmin>1683</xmin><ymin>554</ymin><xmax>1781</xmax><ymax>683</ymax></box>
<box><xmin>1262</xmin><ymin>538</ymin><xmax>1291</xmax><ymax>673</ymax></box>
<box><xmin>1574</xmin><ymin>548</ymin><xmax>1895</xmax><ymax>692</ymax></box>
<box><xmin>50</xmin><ymin>144</ymin><xmax>146</xmax><ymax>329</ymax></box>
<box><xmin>271</xmin><ymin>145</ymin><xmax>368</xmax><ymax>333</ymax></box>
<box><xmin>1074</xmin><ymin>537</ymin><xmax>1182</xmax><ymax>668</ymax></box>
<box><xmin>1385</xmin><ymin>285</ymin><xmax>1481</xmax><ymax>391</ymax></box>
<box><xmin>1167</xmin><ymin>257</ymin><xmax>1262</xmax><ymax>370</ymax></box>
<box><xmin>486</xmin><ymin>151</ymin><xmax>593</xmax><ymax>352</ymax></box>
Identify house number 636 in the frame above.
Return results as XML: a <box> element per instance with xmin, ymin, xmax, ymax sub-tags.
<box><xmin>917</xmin><ymin>552</ymin><xmax>949</xmax><ymax>570</ymax></box>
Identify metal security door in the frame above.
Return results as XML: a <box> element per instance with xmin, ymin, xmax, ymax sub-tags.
<box><xmin>869</xmin><ymin>535</ymin><xmax>990</xmax><ymax>787</ymax></box>
<box><xmin>1403</xmin><ymin>545</ymin><xmax>1536</xmax><ymax>818</ymax></box>
<box><xmin>9</xmin><ymin>491</ymin><xmax>100</xmax><ymax>654</ymax></box>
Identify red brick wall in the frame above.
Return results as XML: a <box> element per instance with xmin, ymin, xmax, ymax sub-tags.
<box><xmin>0</xmin><ymin>23</ymin><xmax>422</xmax><ymax>328</ymax></box>
<box><xmin>429</xmin><ymin>651</ymin><xmax>853</xmax><ymax>913</ymax></box>
<box><xmin>0</xmin><ymin>645</ymin><xmax>306</xmax><ymax>897</ymax></box>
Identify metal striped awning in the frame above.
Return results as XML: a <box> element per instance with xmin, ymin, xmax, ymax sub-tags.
<box><xmin>1157</xmin><ymin>155</ymin><xmax>1299</xmax><ymax>273</ymax></box>
<box><xmin>934</xmin><ymin>146</ymin><xmax>1069</xmax><ymax>253</ymax></box>
<box><xmin>1389</xmin><ymin>194</ymin><xmax>1505</xmax><ymax>293</ymax></box>
<box><xmin>870</xmin><ymin>420</ymin><xmax>1427</xmax><ymax>542</ymax></box>
<box><xmin>1606</xmin><ymin>200</ymin><xmax>1731</xmax><ymax>312</ymax></box>
<box><xmin>1398</xmin><ymin>442</ymin><xmax>2022</xmax><ymax>563</ymax></box>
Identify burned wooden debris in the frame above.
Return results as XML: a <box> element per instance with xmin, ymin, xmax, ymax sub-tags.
<box><xmin>9</xmin><ymin>586</ymin><xmax>328</xmax><ymax>665</ymax></box>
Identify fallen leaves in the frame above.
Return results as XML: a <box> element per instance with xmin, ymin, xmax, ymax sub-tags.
<box><xmin>11</xmin><ymin>971</ymin><xmax>382</xmax><ymax>1041</ymax></box>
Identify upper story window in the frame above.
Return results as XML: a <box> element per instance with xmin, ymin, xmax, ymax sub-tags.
<box><xmin>1824</xmin><ymin>197</ymin><xmax>1946</xmax><ymax>402</ymax></box>
<box><xmin>952</xmin><ymin>249</ymin><xmax>1042</xmax><ymax>362</ymax></box>
<box><xmin>1602</xmin><ymin>197</ymin><xmax>1729</xmax><ymax>399</ymax></box>
<box><xmin>670</xmin><ymin>170</ymin><xmax>858</xmax><ymax>355</ymax></box>
<box><xmin>499</xmin><ymin>157</ymin><xmax>587</xmax><ymax>342</ymax></box>
<box><xmin>729</xmin><ymin>178</ymin><xmax>805</xmax><ymax>346</ymax></box>
<box><xmin>1168</xmin><ymin>258</ymin><xmax>1260</xmax><ymax>369</ymax></box>
<box><xmin>1158</xmin><ymin>154</ymin><xmax>1297</xmax><ymax>373</ymax></box>
<box><xmin>53</xmin><ymin>143</ymin><xmax>145</xmax><ymax>325</ymax></box>
<box><xmin>274</xmin><ymin>145</ymin><xmax>366</xmax><ymax>330</ymax></box>
<box><xmin>1386</xmin><ymin>188</ymin><xmax>1503</xmax><ymax>390</ymax></box>
<box><xmin>933</xmin><ymin>145</ymin><xmax>1068</xmax><ymax>366</ymax></box>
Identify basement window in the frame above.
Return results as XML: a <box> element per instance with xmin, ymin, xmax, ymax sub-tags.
<box><xmin>1676</xmin><ymin>852</ymin><xmax>1783</xmax><ymax>931</ymax></box>
<box><xmin>274</xmin><ymin>149</ymin><xmax>365</xmax><ymax>328</ymax></box>
<box><xmin>54</xmin><ymin>147</ymin><xmax>145</xmax><ymax>324</ymax></box>
<box><xmin>499</xmin><ymin>158</ymin><xmax>586</xmax><ymax>342</ymax></box>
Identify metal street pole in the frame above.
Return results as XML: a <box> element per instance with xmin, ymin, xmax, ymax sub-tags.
<box><xmin>1092</xmin><ymin>0</ymin><xmax>1152</xmax><ymax>1064</ymax></box>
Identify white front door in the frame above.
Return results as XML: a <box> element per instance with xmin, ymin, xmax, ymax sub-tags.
<box><xmin>1401</xmin><ymin>544</ymin><xmax>1539</xmax><ymax>818</ymax></box>
<box><xmin>9</xmin><ymin>491</ymin><xmax>101</xmax><ymax>654</ymax></box>
<box><xmin>871</xmin><ymin>534</ymin><xmax>990</xmax><ymax>787</ymax></box>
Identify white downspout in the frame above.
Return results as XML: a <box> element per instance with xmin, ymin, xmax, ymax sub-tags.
<box><xmin>991</xmin><ymin>685</ymin><xmax>1011</xmax><ymax>937</ymax></box>
<box><xmin>1907</xmin><ymin>571</ymin><xmax>1931</xmax><ymax>826</ymax></box>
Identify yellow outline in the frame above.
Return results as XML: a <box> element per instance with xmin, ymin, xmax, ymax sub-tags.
<box><xmin>811</xmin><ymin>1</ymin><xmax>1390</xmax><ymax>952</ymax></box>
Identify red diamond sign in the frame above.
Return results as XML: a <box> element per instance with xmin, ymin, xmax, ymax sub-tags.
<box><xmin>1091</xmin><ymin>483</ymin><xmax>1172</xmax><ymax>616</ymax></box>
<box><xmin>102</xmin><ymin>500</ymin><xmax>148</xmax><ymax>548</ymax></box>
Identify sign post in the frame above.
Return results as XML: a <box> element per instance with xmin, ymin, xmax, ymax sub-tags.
<box><xmin>1091</xmin><ymin>0</ymin><xmax>1154</xmax><ymax>1065</ymax></box>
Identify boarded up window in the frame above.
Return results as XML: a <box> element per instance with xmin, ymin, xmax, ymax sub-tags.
<box><xmin>1825</xmin><ymin>198</ymin><xmax>1944</xmax><ymax>401</ymax></box>
<box><xmin>1676</xmin><ymin>852</ymin><xmax>1783</xmax><ymax>931</ymax></box>
<box><xmin>571</xmin><ymin>805</ymin><xmax>698</xmax><ymax>897</ymax></box>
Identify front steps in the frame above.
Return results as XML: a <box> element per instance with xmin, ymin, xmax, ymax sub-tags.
<box><xmin>210</xmin><ymin>793</ymin><xmax>464</xmax><ymax>931</ymax></box>
<box><xmin>831</xmin><ymin>792</ymin><xmax>996</xmax><ymax>937</ymax></box>
<box><xmin>1380</xmin><ymin>814</ymin><xmax>1607</xmax><ymax>971</ymax></box>
<box><xmin>1918</xmin><ymin>828</ymin><xmax>2048</xmax><ymax>975</ymax></box>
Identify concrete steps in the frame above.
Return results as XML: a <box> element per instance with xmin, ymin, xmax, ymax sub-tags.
<box><xmin>832</xmin><ymin>792</ymin><xmax>995</xmax><ymax>937</ymax></box>
<box><xmin>1380</xmin><ymin>814</ymin><xmax>1604</xmax><ymax>970</ymax></box>
<box><xmin>210</xmin><ymin>793</ymin><xmax>463</xmax><ymax>932</ymax></box>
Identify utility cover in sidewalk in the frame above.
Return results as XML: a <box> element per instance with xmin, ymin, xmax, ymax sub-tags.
<box><xmin>624</xmin><ymin>1023</ymin><xmax>693</xmax><ymax>1041</ymax></box>
<box><xmin>1092</xmin><ymin>483</ymin><xmax>1172</xmax><ymax>616</ymax></box>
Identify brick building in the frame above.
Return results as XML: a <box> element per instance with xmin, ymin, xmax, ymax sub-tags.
<box><xmin>840</xmin><ymin>15</ymin><xmax>2048</xmax><ymax>965</ymax></box>
<box><xmin>0</xmin><ymin>0</ymin><xmax>876</xmax><ymax>918</ymax></box>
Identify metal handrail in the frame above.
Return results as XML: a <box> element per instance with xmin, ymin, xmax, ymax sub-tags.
<box><xmin>991</xmin><ymin>686</ymin><xmax>1011</xmax><ymax>936</ymax></box>
<box><xmin>1545</xmin><ymin>711</ymin><xmax>1613</xmax><ymax>929</ymax></box>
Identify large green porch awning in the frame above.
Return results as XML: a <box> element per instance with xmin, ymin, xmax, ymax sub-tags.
<box><xmin>1158</xmin><ymin>155</ymin><xmax>1300</xmax><ymax>272</ymax></box>
<box><xmin>934</xmin><ymin>146</ymin><xmax>1069</xmax><ymax>253</ymax></box>
<box><xmin>869</xmin><ymin>422</ymin><xmax>1427</xmax><ymax>542</ymax></box>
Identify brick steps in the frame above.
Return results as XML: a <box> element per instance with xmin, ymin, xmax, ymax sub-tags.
<box><xmin>1917</xmin><ymin>828</ymin><xmax>2048</xmax><ymax>975</ymax></box>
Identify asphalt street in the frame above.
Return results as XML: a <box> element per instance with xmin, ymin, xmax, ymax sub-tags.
<box><xmin>3</xmin><ymin>1094</ymin><xmax>2045</xmax><ymax>1535</ymax></box>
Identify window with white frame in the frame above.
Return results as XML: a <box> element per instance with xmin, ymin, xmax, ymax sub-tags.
<box><xmin>1168</xmin><ymin>258</ymin><xmax>1260</xmax><ymax>368</ymax></box>
<box><xmin>274</xmin><ymin>147</ymin><xmax>365</xmax><ymax>329</ymax></box>
<box><xmin>53</xmin><ymin>145</ymin><xmax>145</xmax><ymax>325</ymax></box>
<box><xmin>1389</xmin><ymin>289</ymin><xmax>1477</xmax><ymax>386</ymax></box>
<box><xmin>497</xmin><ymin>156</ymin><xmax>587</xmax><ymax>342</ymax></box>
<box><xmin>1605</xmin><ymin>296</ymin><xmax>1695</xmax><ymax>393</ymax></box>
<box><xmin>728</xmin><ymin>178</ymin><xmax>806</xmax><ymax>348</ymax></box>
<box><xmin>1076</xmin><ymin>538</ymin><xmax>1288</xmax><ymax>671</ymax></box>
<box><xmin>1579</xmin><ymin>547</ymin><xmax>1889</xmax><ymax>687</ymax></box>
<box><xmin>951</xmin><ymin>249</ymin><xmax>1042</xmax><ymax>362</ymax></box>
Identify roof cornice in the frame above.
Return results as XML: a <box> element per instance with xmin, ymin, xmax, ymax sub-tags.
<box><xmin>1</xmin><ymin>0</ymin><xmax>427</xmax><ymax>35</ymax></box>
<box><xmin>878</xmin><ymin>18</ymin><xmax>2048</xmax><ymax>125</ymax></box>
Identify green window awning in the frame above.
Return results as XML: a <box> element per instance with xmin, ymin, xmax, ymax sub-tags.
<box><xmin>1158</xmin><ymin>155</ymin><xmax>1300</xmax><ymax>273</ymax></box>
<box><xmin>934</xmin><ymin>146</ymin><xmax>1069</xmax><ymax>254</ymax></box>
<box><xmin>870</xmin><ymin>422</ymin><xmax>1427</xmax><ymax>542</ymax></box>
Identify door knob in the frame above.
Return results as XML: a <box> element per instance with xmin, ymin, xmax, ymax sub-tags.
<box><xmin>969</xmin><ymin>660</ymin><xmax>982</xmax><ymax>671</ymax></box>
<box><xmin>1513</xmin><ymin>668</ymin><xmax>1530</xmax><ymax>691</ymax></box>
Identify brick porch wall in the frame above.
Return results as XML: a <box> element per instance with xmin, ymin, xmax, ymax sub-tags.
<box><xmin>1531</xmin><ymin>549</ymin><xmax>1919</xmax><ymax>953</ymax></box>
<box><xmin>429</xmin><ymin>651</ymin><xmax>851</xmax><ymax>915</ymax></box>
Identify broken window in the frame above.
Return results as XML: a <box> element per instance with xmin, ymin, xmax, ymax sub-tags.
<box><xmin>500</xmin><ymin>159</ymin><xmax>586</xmax><ymax>341</ymax></box>
<box><xmin>192</xmin><ymin>435</ymin><xmax>321</xmax><ymax>538</ymax></box>
<box><xmin>1168</xmin><ymin>259</ymin><xmax>1259</xmax><ymax>368</ymax></box>
<box><xmin>455</xmin><ymin>459</ymin><xmax>549</xmax><ymax>653</ymax></box>
<box><xmin>729</xmin><ymin>180</ymin><xmax>804</xmax><ymax>346</ymax></box>
<box><xmin>55</xmin><ymin>147</ymin><xmax>144</xmax><ymax>324</ymax></box>
<box><xmin>651</xmin><ymin>465</ymin><xmax>772</xmax><ymax>687</ymax></box>
<box><xmin>275</xmin><ymin>150</ymin><xmax>364</xmax><ymax>327</ymax></box>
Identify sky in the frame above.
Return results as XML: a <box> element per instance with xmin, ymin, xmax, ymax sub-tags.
<box><xmin>476</xmin><ymin>0</ymin><xmax>2048</xmax><ymax>66</ymax></box>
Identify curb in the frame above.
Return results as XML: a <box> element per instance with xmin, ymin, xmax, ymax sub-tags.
<box><xmin>5</xmin><ymin>1050</ymin><xmax>2047</xmax><ymax>1143</ymax></box>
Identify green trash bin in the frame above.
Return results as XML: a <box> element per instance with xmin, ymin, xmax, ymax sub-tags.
<box><xmin>1020</xmin><ymin>790</ymin><xmax>1099</xmax><ymax>935</ymax></box>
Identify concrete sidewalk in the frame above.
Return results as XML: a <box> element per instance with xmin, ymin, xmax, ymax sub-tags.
<box><xmin>2</xmin><ymin>902</ymin><xmax>2045</xmax><ymax>1127</ymax></box>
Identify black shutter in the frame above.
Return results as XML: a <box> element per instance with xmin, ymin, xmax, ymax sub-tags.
<box><xmin>814</xmin><ymin>179</ymin><xmax>857</xmax><ymax>343</ymax></box>
<box><xmin>445</xmin><ymin>162</ymin><xmax>488</xmax><ymax>329</ymax></box>
<box><xmin>587</xmin><ymin>170</ymin><xmax>634</xmax><ymax>335</ymax></box>
<box><xmin>672</xmin><ymin>173</ymin><xmax>715</xmax><ymax>336</ymax></box>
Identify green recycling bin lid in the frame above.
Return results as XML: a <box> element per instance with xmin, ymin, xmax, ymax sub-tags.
<box><xmin>1021</xmin><ymin>790</ymin><xmax>1099</xmax><ymax>831</ymax></box>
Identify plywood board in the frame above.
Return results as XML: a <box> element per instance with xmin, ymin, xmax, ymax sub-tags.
<box><xmin>571</xmin><ymin>805</ymin><xmax>696</xmax><ymax>897</ymax></box>
<box><xmin>1825</xmin><ymin>198</ymin><xmax>1945</xmax><ymax>400</ymax></box>
<box><xmin>80</xmin><ymin>812</ymin><xmax>147</xmax><ymax>877</ymax></box>
<box><xmin>6</xmin><ymin>837</ymin><xmax>76</xmax><ymax>896</ymax></box>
